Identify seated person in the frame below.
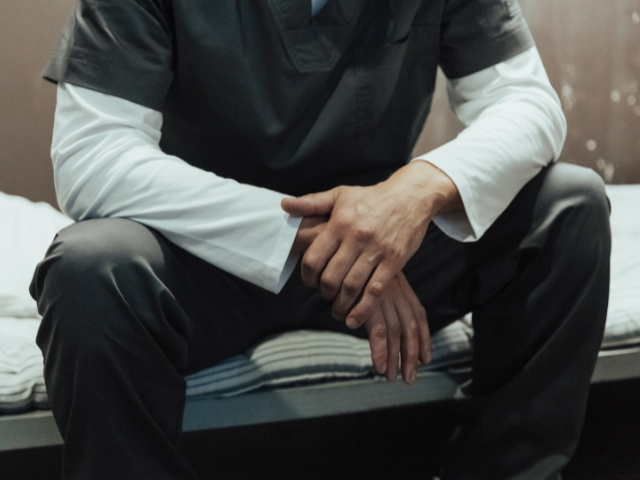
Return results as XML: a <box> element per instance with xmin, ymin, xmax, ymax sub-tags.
<box><xmin>31</xmin><ymin>0</ymin><xmax>611</xmax><ymax>478</ymax></box>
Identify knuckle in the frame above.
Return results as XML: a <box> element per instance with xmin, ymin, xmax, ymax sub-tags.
<box><xmin>370</xmin><ymin>335</ymin><xmax>385</xmax><ymax>350</ymax></box>
<box><xmin>405</xmin><ymin>349</ymin><xmax>419</xmax><ymax>361</ymax></box>
<box><xmin>371</xmin><ymin>349</ymin><xmax>385</xmax><ymax>364</ymax></box>
<box><xmin>372</xmin><ymin>324</ymin><xmax>387</xmax><ymax>341</ymax></box>
<box><xmin>333</xmin><ymin>210</ymin><xmax>353</xmax><ymax>227</ymax></box>
<box><xmin>387</xmin><ymin>246</ymin><xmax>404</xmax><ymax>264</ymax></box>
<box><xmin>407</xmin><ymin>320</ymin><xmax>419</xmax><ymax>335</ymax></box>
<box><xmin>365</xmin><ymin>251</ymin><xmax>384</xmax><ymax>265</ymax></box>
<box><xmin>301</xmin><ymin>255</ymin><xmax>319</xmax><ymax>275</ymax></box>
<box><xmin>320</xmin><ymin>273</ymin><xmax>340</xmax><ymax>293</ymax></box>
<box><xmin>354</xmin><ymin>225</ymin><xmax>374</xmax><ymax>242</ymax></box>
<box><xmin>342</xmin><ymin>277</ymin><xmax>361</xmax><ymax>295</ymax></box>
<box><xmin>368</xmin><ymin>281</ymin><xmax>384</xmax><ymax>298</ymax></box>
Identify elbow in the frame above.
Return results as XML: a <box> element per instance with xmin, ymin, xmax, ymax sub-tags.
<box><xmin>519</xmin><ymin>86</ymin><xmax>567</xmax><ymax>165</ymax></box>
<box><xmin>54</xmin><ymin>176</ymin><xmax>87</xmax><ymax>222</ymax></box>
<box><xmin>544</xmin><ymin>93</ymin><xmax>568</xmax><ymax>162</ymax></box>
<box><xmin>52</xmin><ymin>149</ymin><xmax>94</xmax><ymax>222</ymax></box>
<box><xmin>56</xmin><ymin>189</ymin><xmax>87</xmax><ymax>222</ymax></box>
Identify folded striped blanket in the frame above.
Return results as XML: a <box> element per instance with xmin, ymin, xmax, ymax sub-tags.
<box><xmin>0</xmin><ymin>317</ymin><xmax>473</xmax><ymax>413</ymax></box>
<box><xmin>185</xmin><ymin>319</ymin><xmax>473</xmax><ymax>398</ymax></box>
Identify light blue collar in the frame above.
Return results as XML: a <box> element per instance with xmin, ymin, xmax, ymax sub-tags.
<box><xmin>311</xmin><ymin>0</ymin><xmax>329</xmax><ymax>17</ymax></box>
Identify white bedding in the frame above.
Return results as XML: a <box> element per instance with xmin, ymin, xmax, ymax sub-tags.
<box><xmin>0</xmin><ymin>318</ymin><xmax>47</xmax><ymax>413</ymax></box>
<box><xmin>0</xmin><ymin>192</ymin><xmax>72</xmax><ymax>318</ymax></box>
<box><xmin>603</xmin><ymin>186</ymin><xmax>640</xmax><ymax>348</ymax></box>
<box><xmin>0</xmin><ymin>186</ymin><xmax>639</xmax><ymax>413</ymax></box>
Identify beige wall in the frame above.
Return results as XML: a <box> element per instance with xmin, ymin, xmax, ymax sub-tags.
<box><xmin>0</xmin><ymin>0</ymin><xmax>75</xmax><ymax>206</ymax></box>
<box><xmin>416</xmin><ymin>0</ymin><xmax>640</xmax><ymax>185</ymax></box>
<box><xmin>1</xmin><ymin>0</ymin><xmax>639</xmax><ymax>208</ymax></box>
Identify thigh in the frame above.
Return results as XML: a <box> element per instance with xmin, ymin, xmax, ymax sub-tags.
<box><xmin>31</xmin><ymin>217</ymin><xmax>325</xmax><ymax>374</ymax></box>
<box><xmin>184</xmin><ymin>248</ymin><xmax>369</xmax><ymax>373</ymax></box>
<box><xmin>60</xmin><ymin>218</ymin><xmax>359</xmax><ymax>373</ymax></box>
<box><xmin>403</xmin><ymin>162</ymin><xmax>610</xmax><ymax>336</ymax></box>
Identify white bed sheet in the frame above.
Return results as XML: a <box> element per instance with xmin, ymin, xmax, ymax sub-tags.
<box><xmin>0</xmin><ymin>318</ymin><xmax>48</xmax><ymax>413</ymax></box>
<box><xmin>602</xmin><ymin>186</ymin><xmax>640</xmax><ymax>348</ymax></box>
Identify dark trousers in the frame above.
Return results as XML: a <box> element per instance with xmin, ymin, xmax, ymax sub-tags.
<box><xmin>30</xmin><ymin>163</ymin><xmax>611</xmax><ymax>480</ymax></box>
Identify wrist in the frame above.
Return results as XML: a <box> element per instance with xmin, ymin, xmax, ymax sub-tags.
<box><xmin>405</xmin><ymin>160</ymin><xmax>463</xmax><ymax>216</ymax></box>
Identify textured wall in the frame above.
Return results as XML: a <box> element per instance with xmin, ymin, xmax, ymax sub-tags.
<box><xmin>415</xmin><ymin>0</ymin><xmax>640</xmax><ymax>185</ymax></box>
<box><xmin>0</xmin><ymin>0</ymin><xmax>75</xmax><ymax>206</ymax></box>
<box><xmin>1</xmin><ymin>0</ymin><xmax>639</xmax><ymax>208</ymax></box>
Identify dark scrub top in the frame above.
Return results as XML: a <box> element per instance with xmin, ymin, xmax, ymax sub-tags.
<box><xmin>44</xmin><ymin>0</ymin><xmax>534</xmax><ymax>197</ymax></box>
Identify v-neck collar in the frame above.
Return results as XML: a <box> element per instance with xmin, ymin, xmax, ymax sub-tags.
<box><xmin>267</xmin><ymin>0</ymin><xmax>365</xmax><ymax>72</ymax></box>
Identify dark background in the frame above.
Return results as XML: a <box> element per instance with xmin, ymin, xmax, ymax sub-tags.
<box><xmin>1</xmin><ymin>379</ymin><xmax>639</xmax><ymax>479</ymax></box>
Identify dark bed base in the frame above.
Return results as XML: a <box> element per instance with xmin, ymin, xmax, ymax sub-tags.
<box><xmin>1</xmin><ymin>345</ymin><xmax>638</xmax><ymax>452</ymax></box>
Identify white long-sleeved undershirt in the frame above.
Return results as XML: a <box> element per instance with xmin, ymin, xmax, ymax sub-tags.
<box><xmin>416</xmin><ymin>46</ymin><xmax>566</xmax><ymax>241</ymax></box>
<box><xmin>51</xmin><ymin>46</ymin><xmax>565</xmax><ymax>294</ymax></box>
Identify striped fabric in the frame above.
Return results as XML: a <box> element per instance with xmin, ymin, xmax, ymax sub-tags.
<box><xmin>185</xmin><ymin>319</ymin><xmax>474</xmax><ymax>398</ymax></box>
<box><xmin>0</xmin><ymin>318</ymin><xmax>48</xmax><ymax>413</ymax></box>
<box><xmin>0</xmin><ymin>318</ymin><xmax>473</xmax><ymax>412</ymax></box>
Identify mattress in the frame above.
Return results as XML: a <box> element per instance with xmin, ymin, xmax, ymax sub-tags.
<box><xmin>1</xmin><ymin>185</ymin><xmax>639</xmax><ymax>414</ymax></box>
<box><xmin>602</xmin><ymin>186</ymin><xmax>640</xmax><ymax>349</ymax></box>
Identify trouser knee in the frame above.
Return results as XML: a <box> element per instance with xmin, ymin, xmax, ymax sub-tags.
<box><xmin>537</xmin><ymin>163</ymin><xmax>611</xmax><ymax>259</ymax></box>
<box><xmin>30</xmin><ymin>218</ymin><xmax>192</xmax><ymax>369</ymax></box>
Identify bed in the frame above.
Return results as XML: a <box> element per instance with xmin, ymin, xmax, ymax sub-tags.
<box><xmin>1</xmin><ymin>184</ymin><xmax>639</xmax><ymax>452</ymax></box>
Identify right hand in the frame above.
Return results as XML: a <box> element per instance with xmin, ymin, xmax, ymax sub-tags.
<box><xmin>363</xmin><ymin>272</ymin><xmax>431</xmax><ymax>384</ymax></box>
<box><xmin>282</xmin><ymin>161</ymin><xmax>461</xmax><ymax>331</ymax></box>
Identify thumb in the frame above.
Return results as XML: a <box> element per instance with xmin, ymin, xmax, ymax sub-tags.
<box><xmin>281</xmin><ymin>189</ymin><xmax>336</xmax><ymax>217</ymax></box>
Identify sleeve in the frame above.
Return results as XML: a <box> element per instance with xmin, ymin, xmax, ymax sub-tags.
<box><xmin>413</xmin><ymin>47</ymin><xmax>567</xmax><ymax>242</ymax></box>
<box><xmin>53</xmin><ymin>82</ymin><xmax>302</xmax><ymax>294</ymax></box>
<box><xmin>43</xmin><ymin>0</ymin><xmax>174</xmax><ymax>110</ymax></box>
<box><xmin>439</xmin><ymin>0</ymin><xmax>535</xmax><ymax>79</ymax></box>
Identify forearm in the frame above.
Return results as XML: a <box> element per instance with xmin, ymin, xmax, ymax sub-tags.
<box><xmin>414</xmin><ymin>47</ymin><xmax>567</xmax><ymax>242</ymax></box>
<box><xmin>53</xmin><ymin>83</ymin><xmax>301</xmax><ymax>293</ymax></box>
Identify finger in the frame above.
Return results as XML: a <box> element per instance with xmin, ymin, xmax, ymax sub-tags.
<box><xmin>345</xmin><ymin>262</ymin><xmax>395</xmax><ymax>329</ymax></box>
<box><xmin>393</xmin><ymin>287</ymin><xmax>420</xmax><ymax>385</ymax></box>
<box><xmin>292</xmin><ymin>215</ymin><xmax>329</xmax><ymax>254</ymax></box>
<box><xmin>364</xmin><ymin>309</ymin><xmax>388</xmax><ymax>375</ymax></box>
<box><xmin>398</xmin><ymin>273</ymin><xmax>431</xmax><ymax>364</ymax></box>
<box><xmin>300</xmin><ymin>228</ymin><xmax>341</xmax><ymax>288</ymax></box>
<box><xmin>298</xmin><ymin>215</ymin><xmax>329</xmax><ymax>230</ymax></box>
<box><xmin>281</xmin><ymin>190</ymin><xmax>336</xmax><ymax>217</ymax></box>
<box><xmin>380</xmin><ymin>297</ymin><xmax>401</xmax><ymax>382</ymax></box>
<box><xmin>330</xmin><ymin>254</ymin><xmax>377</xmax><ymax>320</ymax></box>
<box><xmin>319</xmin><ymin>242</ymin><xmax>360</xmax><ymax>303</ymax></box>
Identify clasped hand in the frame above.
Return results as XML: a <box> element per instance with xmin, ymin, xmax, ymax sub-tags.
<box><xmin>282</xmin><ymin>161</ymin><xmax>461</xmax><ymax>384</ymax></box>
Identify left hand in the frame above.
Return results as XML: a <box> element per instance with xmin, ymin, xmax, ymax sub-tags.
<box><xmin>281</xmin><ymin>160</ymin><xmax>462</xmax><ymax>328</ymax></box>
<box><xmin>364</xmin><ymin>271</ymin><xmax>431</xmax><ymax>384</ymax></box>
